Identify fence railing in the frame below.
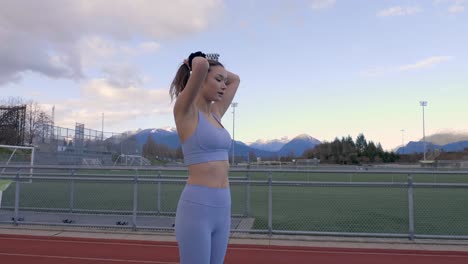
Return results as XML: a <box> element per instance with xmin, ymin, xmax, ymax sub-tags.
<box><xmin>1</xmin><ymin>164</ymin><xmax>468</xmax><ymax>240</ymax></box>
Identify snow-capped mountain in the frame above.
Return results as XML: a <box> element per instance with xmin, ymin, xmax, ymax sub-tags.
<box><xmin>397</xmin><ymin>140</ymin><xmax>468</xmax><ymax>154</ymax></box>
<box><xmin>396</xmin><ymin>132</ymin><xmax>468</xmax><ymax>154</ymax></box>
<box><xmin>112</xmin><ymin>128</ymin><xmax>468</xmax><ymax>158</ymax></box>
<box><xmin>423</xmin><ymin>132</ymin><xmax>468</xmax><ymax>146</ymax></box>
<box><xmin>134</xmin><ymin>128</ymin><xmax>181</xmax><ymax>149</ymax></box>
<box><xmin>248</xmin><ymin>137</ymin><xmax>289</xmax><ymax>152</ymax></box>
<box><xmin>112</xmin><ymin>128</ymin><xmax>322</xmax><ymax>159</ymax></box>
<box><xmin>277</xmin><ymin>134</ymin><xmax>321</xmax><ymax>157</ymax></box>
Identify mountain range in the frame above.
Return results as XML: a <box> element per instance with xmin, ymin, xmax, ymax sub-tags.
<box><xmin>249</xmin><ymin>138</ymin><xmax>290</xmax><ymax>152</ymax></box>
<box><xmin>113</xmin><ymin>128</ymin><xmax>468</xmax><ymax>159</ymax></box>
<box><xmin>396</xmin><ymin>140</ymin><xmax>468</xmax><ymax>154</ymax></box>
<box><xmin>117</xmin><ymin>128</ymin><xmax>321</xmax><ymax>159</ymax></box>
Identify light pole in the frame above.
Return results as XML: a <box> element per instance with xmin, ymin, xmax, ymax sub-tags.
<box><xmin>231</xmin><ymin>102</ymin><xmax>238</xmax><ymax>166</ymax></box>
<box><xmin>420</xmin><ymin>101</ymin><xmax>427</xmax><ymax>160</ymax></box>
<box><xmin>101</xmin><ymin>112</ymin><xmax>104</xmax><ymax>141</ymax></box>
<box><xmin>401</xmin><ymin>129</ymin><xmax>405</xmax><ymax>154</ymax></box>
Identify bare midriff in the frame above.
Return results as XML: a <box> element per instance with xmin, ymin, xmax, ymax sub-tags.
<box><xmin>186</xmin><ymin>160</ymin><xmax>230</xmax><ymax>188</ymax></box>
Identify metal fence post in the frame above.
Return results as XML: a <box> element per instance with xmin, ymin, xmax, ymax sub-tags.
<box><xmin>14</xmin><ymin>169</ymin><xmax>20</xmax><ymax>225</ymax></box>
<box><xmin>245</xmin><ymin>165</ymin><xmax>251</xmax><ymax>217</ymax></box>
<box><xmin>69</xmin><ymin>169</ymin><xmax>75</xmax><ymax>213</ymax></box>
<box><xmin>132</xmin><ymin>169</ymin><xmax>139</xmax><ymax>231</ymax></box>
<box><xmin>157</xmin><ymin>170</ymin><xmax>161</xmax><ymax>214</ymax></box>
<box><xmin>268</xmin><ymin>170</ymin><xmax>273</xmax><ymax>237</ymax></box>
<box><xmin>407</xmin><ymin>175</ymin><xmax>415</xmax><ymax>240</ymax></box>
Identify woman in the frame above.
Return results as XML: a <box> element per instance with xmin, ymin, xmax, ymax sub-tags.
<box><xmin>170</xmin><ymin>51</ymin><xmax>240</xmax><ymax>264</ymax></box>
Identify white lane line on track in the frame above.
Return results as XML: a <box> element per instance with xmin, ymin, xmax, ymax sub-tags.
<box><xmin>230</xmin><ymin>247</ymin><xmax>468</xmax><ymax>258</ymax></box>
<box><xmin>0</xmin><ymin>236</ymin><xmax>177</xmax><ymax>248</ymax></box>
<box><xmin>0</xmin><ymin>252</ymin><xmax>179</xmax><ymax>264</ymax></box>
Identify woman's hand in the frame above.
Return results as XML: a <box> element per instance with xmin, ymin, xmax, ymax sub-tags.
<box><xmin>188</xmin><ymin>51</ymin><xmax>207</xmax><ymax>70</ymax></box>
<box><xmin>191</xmin><ymin>56</ymin><xmax>209</xmax><ymax>72</ymax></box>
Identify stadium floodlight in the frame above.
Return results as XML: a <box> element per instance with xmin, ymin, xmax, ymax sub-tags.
<box><xmin>231</xmin><ymin>102</ymin><xmax>238</xmax><ymax>166</ymax></box>
<box><xmin>419</xmin><ymin>101</ymin><xmax>428</xmax><ymax>160</ymax></box>
<box><xmin>102</xmin><ymin>113</ymin><xmax>104</xmax><ymax>141</ymax></box>
<box><xmin>401</xmin><ymin>129</ymin><xmax>405</xmax><ymax>154</ymax></box>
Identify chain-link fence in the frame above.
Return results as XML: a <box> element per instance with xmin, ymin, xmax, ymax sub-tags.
<box><xmin>1</xmin><ymin>164</ymin><xmax>467</xmax><ymax>240</ymax></box>
<box><xmin>29</xmin><ymin>123</ymin><xmax>142</xmax><ymax>166</ymax></box>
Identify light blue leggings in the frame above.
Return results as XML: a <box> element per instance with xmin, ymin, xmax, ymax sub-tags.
<box><xmin>175</xmin><ymin>184</ymin><xmax>231</xmax><ymax>264</ymax></box>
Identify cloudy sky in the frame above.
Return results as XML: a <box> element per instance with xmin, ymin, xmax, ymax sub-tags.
<box><xmin>1</xmin><ymin>0</ymin><xmax>467</xmax><ymax>150</ymax></box>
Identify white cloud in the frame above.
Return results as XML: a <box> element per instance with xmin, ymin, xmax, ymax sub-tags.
<box><xmin>0</xmin><ymin>0</ymin><xmax>223</xmax><ymax>85</ymax></box>
<box><xmin>100</xmin><ymin>64</ymin><xmax>146</xmax><ymax>89</ymax></box>
<box><xmin>138</xmin><ymin>42</ymin><xmax>161</xmax><ymax>54</ymax></box>
<box><xmin>425</xmin><ymin>130</ymin><xmax>468</xmax><ymax>145</ymax></box>
<box><xmin>81</xmin><ymin>79</ymin><xmax>168</xmax><ymax>106</ymax></box>
<box><xmin>361</xmin><ymin>56</ymin><xmax>453</xmax><ymax>76</ymax></box>
<box><xmin>78</xmin><ymin>37</ymin><xmax>161</xmax><ymax>68</ymax></box>
<box><xmin>77</xmin><ymin>36</ymin><xmax>120</xmax><ymax>67</ymax></box>
<box><xmin>449</xmin><ymin>0</ymin><xmax>465</xmax><ymax>13</ymax></box>
<box><xmin>309</xmin><ymin>0</ymin><xmax>336</xmax><ymax>10</ymax></box>
<box><xmin>449</xmin><ymin>5</ymin><xmax>465</xmax><ymax>12</ymax></box>
<box><xmin>53</xmin><ymin>78</ymin><xmax>171</xmax><ymax>130</ymax></box>
<box><xmin>434</xmin><ymin>0</ymin><xmax>465</xmax><ymax>13</ymax></box>
<box><xmin>398</xmin><ymin>56</ymin><xmax>453</xmax><ymax>71</ymax></box>
<box><xmin>377</xmin><ymin>6</ymin><xmax>422</xmax><ymax>17</ymax></box>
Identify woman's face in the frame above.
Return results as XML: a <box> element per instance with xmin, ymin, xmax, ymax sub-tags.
<box><xmin>202</xmin><ymin>65</ymin><xmax>227</xmax><ymax>102</ymax></box>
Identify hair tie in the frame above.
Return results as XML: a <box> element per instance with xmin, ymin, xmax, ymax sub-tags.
<box><xmin>188</xmin><ymin>51</ymin><xmax>206</xmax><ymax>69</ymax></box>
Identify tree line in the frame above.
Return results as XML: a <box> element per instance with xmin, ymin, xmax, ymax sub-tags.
<box><xmin>1</xmin><ymin>97</ymin><xmax>52</xmax><ymax>146</ymax></box>
<box><xmin>142</xmin><ymin>135</ymin><xmax>183</xmax><ymax>162</ymax></box>
<box><xmin>303</xmin><ymin>133</ymin><xmax>399</xmax><ymax>164</ymax></box>
<box><xmin>141</xmin><ymin>133</ymin><xmax>400</xmax><ymax>165</ymax></box>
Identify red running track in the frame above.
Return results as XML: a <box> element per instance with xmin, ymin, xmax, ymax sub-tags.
<box><xmin>1</xmin><ymin>234</ymin><xmax>468</xmax><ymax>264</ymax></box>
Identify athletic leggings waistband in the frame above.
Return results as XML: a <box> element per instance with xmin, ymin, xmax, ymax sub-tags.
<box><xmin>179</xmin><ymin>184</ymin><xmax>231</xmax><ymax>207</ymax></box>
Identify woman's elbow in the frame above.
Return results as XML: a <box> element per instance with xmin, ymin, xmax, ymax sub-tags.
<box><xmin>191</xmin><ymin>57</ymin><xmax>209</xmax><ymax>70</ymax></box>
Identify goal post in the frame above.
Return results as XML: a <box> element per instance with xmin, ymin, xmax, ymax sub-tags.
<box><xmin>0</xmin><ymin>144</ymin><xmax>35</xmax><ymax>181</ymax></box>
<box><xmin>0</xmin><ymin>180</ymin><xmax>12</xmax><ymax>208</ymax></box>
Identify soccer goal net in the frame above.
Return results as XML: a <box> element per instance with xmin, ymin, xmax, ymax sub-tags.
<box><xmin>0</xmin><ymin>144</ymin><xmax>35</xmax><ymax>180</ymax></box>
<box><xmin>113</xmin><ymin>154</ymin><xmax>151</xmax><ymax>166</ymax></box>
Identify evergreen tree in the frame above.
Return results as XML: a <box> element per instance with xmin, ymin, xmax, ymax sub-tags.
<box><xmin>366</xmin><ymin>141</ymin><xmax>378</xmax><ymax>162</ymax></box>
<box><xmin>142</xmin><ymin>135</ymin><xmax>157</xmax><ymax>158</ymax></box>
<box><xmin>248</xmin><ymin>150</ymin><xmax>257</xmax><ymax>163</ymax></box>
<box><xmin>356</xmin><ymin>133</ymin><xmax>368</xmax><ymax>156</ymax></box>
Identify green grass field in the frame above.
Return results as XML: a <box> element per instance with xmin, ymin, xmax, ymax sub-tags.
<box><xmin>1</xmin><ymin>170</ymin><xmax>467</xmax><ymax>236</ymax></box>
<box><xmin>0</xmin><ymin>180</ymin><xmax>12</xmax><ymax>192</ymax></box>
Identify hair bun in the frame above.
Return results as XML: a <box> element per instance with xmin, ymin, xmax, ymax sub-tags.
<box><xmin>188</xmin><ymin>51</ymin><xmax>206</xmax><ymax>69</ymax></box>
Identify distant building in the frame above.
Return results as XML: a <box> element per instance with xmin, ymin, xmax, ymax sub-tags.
<box><xmin>295</xmin><ymin>158</ymin><xmax>320</xmax><ymax>166</ymax></box>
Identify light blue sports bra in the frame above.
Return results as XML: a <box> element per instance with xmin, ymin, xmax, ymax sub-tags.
<box><xmin>181</xmin><ymin>111</ymin><xmax>232</xmax><ymax>165</ymax></box>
